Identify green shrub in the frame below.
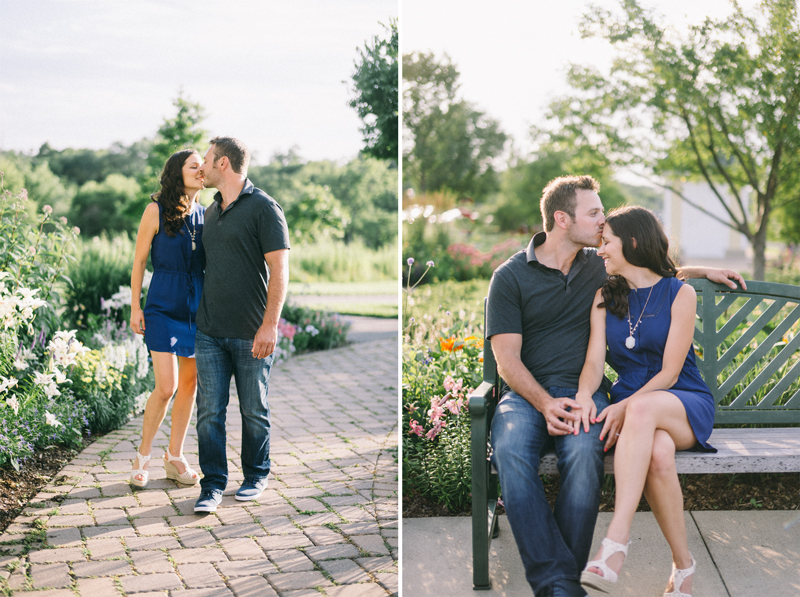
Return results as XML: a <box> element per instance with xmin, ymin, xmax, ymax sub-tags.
<box><xmin>290</xmin><ymin>240</ymin><xmax>397</xmax><ymax>283</ymax></box>
<box><xmin>63</xmin><ymin>233</ymin><xmax>136</xmax><ymax>338</ymax></box>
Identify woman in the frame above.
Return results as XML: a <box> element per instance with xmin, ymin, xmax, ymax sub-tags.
<box><xmin>129</xmin><ymin>149</ymin><xmax>206</xmax><ymax>488</ymax></box>
<box><xmin>575</xmin><ymin>206</ymin><xmax>715</xmax><ymax>597</ymax></box>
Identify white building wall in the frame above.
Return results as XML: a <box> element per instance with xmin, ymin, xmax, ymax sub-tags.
<box><xmin>662</xmin><ymin>182</ymin><xmax>749</xmax><ymax>261</ymax></box>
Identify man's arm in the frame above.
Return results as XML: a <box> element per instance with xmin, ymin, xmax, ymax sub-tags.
<box><xmin>678</xmin><ymin>266</ymin><xmax>747</xmax><ymax>290</ymax></box>
<box><xmin>252</xmin><ymin>248</ymin><xmax>289</xmax><ymax>359</ymax></box>
<box><xmin>492</xmin><ymin>333</ymin><xmax>581</xmax><ymax>436</ymax></box>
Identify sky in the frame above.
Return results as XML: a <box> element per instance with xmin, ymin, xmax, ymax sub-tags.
<box><xmin>402</xmin><ymin>0</ymin><xmax>761</xmax><ymax>166</ymax></box>
<box><xmin>0</xmin><ymin>0</ymin><xmax>397</xmax><ymax>164</ymax></box>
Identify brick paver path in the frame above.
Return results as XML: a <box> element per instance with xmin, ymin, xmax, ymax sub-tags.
<box><xmin>0</xmin><ymin>338</ymin><xmax>398</xmax><ymax>596</ymax></box>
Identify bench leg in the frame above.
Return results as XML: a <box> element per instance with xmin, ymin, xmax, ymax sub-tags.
<box><xmin>471</xmin><ymin>409</ymin><xmax>491</xmax><ymax>590</ymax></box>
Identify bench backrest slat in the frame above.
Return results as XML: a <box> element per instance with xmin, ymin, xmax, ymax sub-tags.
<box><xmin>690</xmin><ymin>279</ymin><xmax>800</xmax><ymax>424</ymax></box>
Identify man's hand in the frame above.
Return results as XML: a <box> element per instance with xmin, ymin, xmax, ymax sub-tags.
<box><xmin>594</xmin><ymin>401</ymin><xmax>627</xmax><ymax>451</ymax></box>
<box><xmin>705</xmin><ymin>268</ymin><xmax>747</xmax><ymax>290</ymax></box>
<box><xmin>252</xmin><ymin>324</ymin><xmax>278</xmax><ymax>359</ymax></box>
<box><xmin>544</xmin><ymin>397</ymin><xmax>582</xmax><ymax>436</ymax></box>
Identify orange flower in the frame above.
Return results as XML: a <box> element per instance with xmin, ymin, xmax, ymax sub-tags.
<box><xmin>439</xmin><ymin>336</ymin><xmax>465</xmax><ymax>352</ymax></box>
<box><xmin>465</xmin><ymin>336</ymin><xmax>484</xmax><ymax>349</ymax></box>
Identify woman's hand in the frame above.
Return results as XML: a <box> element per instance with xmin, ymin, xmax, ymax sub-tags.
<box><xmin>595</xmin><ymin>400</ymin><xmax>627</xmax><ymax>451</ymax></box>
<box><xmin>574</xmin><ymin>392</ymin><xmax>597</xmax><ymax>434</ymax></box>
<box><xmin>130</xmin><ymin>308</ymin><xmax>145</xmax><ymax>336</ymax></box>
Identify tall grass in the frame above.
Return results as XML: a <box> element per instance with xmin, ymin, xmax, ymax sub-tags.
<box><xmin>290</xmin><ymin>240</ymin><xmax>397</xmax><ymax>283</ymax></box>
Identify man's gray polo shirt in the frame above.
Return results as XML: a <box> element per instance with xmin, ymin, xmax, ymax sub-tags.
<box><xmin>486</xmin><ymin>232</ymin><xmax>607</xmax><ymax>392</ymax></box>
<box><xmin>197</xmin><ymin>179</ymin><xmax>290</xmax><ymax>340</ymax></box>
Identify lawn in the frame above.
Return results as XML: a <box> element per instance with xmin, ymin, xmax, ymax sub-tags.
<box><xmin>287</xmin><ymin>280</ymin><xmax>398</xmax><ymax>318</ymax></box>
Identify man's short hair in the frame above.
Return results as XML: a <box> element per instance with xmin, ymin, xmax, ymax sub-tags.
<box><xmin>209</xmin><ymin>136</ymin><xmax>250</xmax><ymax>175</ymax></box>
<box><xmin>540</xmin><ymin>175</ymin><xmax>600</xmax><ymax>232</ymax></box>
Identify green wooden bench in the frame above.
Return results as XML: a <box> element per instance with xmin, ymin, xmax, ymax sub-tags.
<box><xmin>468</xmin><ymin>279</ymin><xmax>800</xmax><ymax>590</ymax></box>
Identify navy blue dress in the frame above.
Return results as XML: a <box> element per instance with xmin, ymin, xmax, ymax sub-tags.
<box><xmin>143</xmin><ymin>202</ymin><xmax>205</xmax><ymax>357</ymax></box>
<box><xmin>606</xmin><ymin>276</ymin><xmax>716</xmax><ymax>451</ymax></box>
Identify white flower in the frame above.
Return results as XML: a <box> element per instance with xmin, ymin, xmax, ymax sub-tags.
<box><xmin>43</xmin><ymin>383</ymin><xmax>60</xmax><ymax>399</ymax></box>
<box><xmin>304</xmin><ymin>325</ymin><xmax>319</xmax><ymax>337</ymax></box>
<box><xmin>33</xmin><ymin>371</ymin><xmax>55</xmax><ymax>386</ymax></box>
<box><xmin>6</xmin><ymin>396</ymin><xmax>19</xmax><ymax>415</ymax></box>
<box><xmin>13</xmin><ymin>355</ymin><xmax>28</xmax><ymax>370</ymax></box>
<box><xmin>52</xmin><ymin>368</ymin><xmax>68</xmax><ymax>385</ymax></box>
<box><xmin>0</xmin><ymin>376</ymin><xmax>18</xmax><ymax>393</ymax></box>
<box><xmin>133</xmin><ymin>391</ymin><xmax>149</xmax><ymax>415</ymax></box>
<box><xmin>45</xmin><ymin>411</ymin><xmax>62</xmax><ymax>427</ymax></box>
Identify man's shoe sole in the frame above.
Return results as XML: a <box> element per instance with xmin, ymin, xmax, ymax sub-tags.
<box><xmin>234</xmin><ymin>491</ymin><xmax>264</xmax><ymax>502</ymax></box>
<box><xmin>194</xmin><ymin>502</ymin><xmax>220</xmax><ymax>513</ymax></box>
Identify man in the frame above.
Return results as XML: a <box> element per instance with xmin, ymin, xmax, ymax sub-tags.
<box><xmin>193</xmin><ymin>136</ymin><xmax>290</xmax><ymax>513</ymax></box>
<box><xmin>486</xmin><ymin>175</ymin><xmax>743</xmax><ymax>596</ymax></box>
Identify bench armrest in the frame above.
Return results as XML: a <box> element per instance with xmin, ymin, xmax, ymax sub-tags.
<box><xmin>468</xmin><ymin>381</ymin><xmax>495</xmax><ymax>417</ymax></box>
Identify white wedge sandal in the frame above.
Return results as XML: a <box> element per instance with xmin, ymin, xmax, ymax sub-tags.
<box><xmin>164</xmin><ymin>447</ymin><xmax>200</xmax><ymax>486</ymax></box>
<box><xmin>580</xmin><ymin>537</ymin><xmax>631</xmax><ymax>593</ymax></box>
<box><xmin>664</xmin><ymin>555</ymin><xmax>696</xmax><ymax>597</ymax></box>
<box><xmin>130</xmin><ymin>449</ymin><xmax>151</xmax><ymax>488</ymax></box>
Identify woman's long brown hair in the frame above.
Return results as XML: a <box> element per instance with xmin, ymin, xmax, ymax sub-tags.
<box><xmin>599</xmin><ymin>205</ymin><xmax>679</xmax><ymax>318</ymax></box>
<box><xmin>151</xmin><ymin>149</ymin><xmax>198</xmax><ymax>237</ymax></box>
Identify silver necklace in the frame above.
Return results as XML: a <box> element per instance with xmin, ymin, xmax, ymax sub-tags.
<box><xmin>626</xmin><ymin>285</ymin><xmax>654</xmax><ymax>349</ymax></box>
<box><xmin>184</xmin><ymin>200</ymin><xmax>197</xmax><ymax>251</ymax></box>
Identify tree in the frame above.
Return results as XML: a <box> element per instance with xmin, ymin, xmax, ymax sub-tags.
<box><xmin>403</xmin><ymin>52</ymin><xmax>507</xmax><ymax>201</ymax></box>
<box><xmin>284</xmin><ymin>183</ymin><xmax>348</xmax><ymax>244</ymax></box>
<box><xmin>70</xmin><ymin>174</ymin><xmax>140</xmax><ymax>237</ymax></box>
<box><xmin>128</xmin><ymin>92</ymin><xmax>208</xmax><ymax>223</ymax></box>
<box><xmin>349</xmin><ymin>19</ymin><xmax>398</xmax><ymax>161</ymax></box>
<box><xmin>538</xmin><ymin>0</ymin><xmax>800</xmax><ymax>279</ymax></box>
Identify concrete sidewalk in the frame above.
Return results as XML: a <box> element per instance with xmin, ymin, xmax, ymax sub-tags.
<box><xmin>0</xmin><ymin>338</ymin><xmax>398</xmax><ymax>596</ymax></box>
<box><xmin>403</xmin><ymin>511</ymin><xmax>800</xmax><ymax>596</ymax></box>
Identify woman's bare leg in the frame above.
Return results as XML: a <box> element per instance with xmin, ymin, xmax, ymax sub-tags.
<box><xmin>644</xmin><ymin>429</ymin><xmax>694</xmax><ymax>594</ymax></box>
<box><xmin>165</xmin><ymin>356</ymin><xmax>197</xmax><ymax>474</ymax></box>
<box><xmin>588</xmin><ymin>392</ymin><xmax>696</xmax><ymax>577</ymax></box>
<box><xmin>132</xmin><ymin>351</ymin><xmax>178</xmax><ymax>482</ymax></box>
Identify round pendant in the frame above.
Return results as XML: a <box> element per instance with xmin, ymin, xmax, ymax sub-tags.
<box><xmin>625</xmin><ymin>336</ymin><xmax>636</xmax><ymax>349</ymax></box>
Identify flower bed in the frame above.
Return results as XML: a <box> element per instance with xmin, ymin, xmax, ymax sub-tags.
<box><xmin>403</xmin><ymin>259</ymin><xmax>486</xmax><ymax>511</ymax></box>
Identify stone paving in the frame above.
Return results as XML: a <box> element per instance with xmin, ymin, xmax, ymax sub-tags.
<box><xmin>0</xmin><ymin>337</ymin><xmax>398</xmax><ymax>597</ymax></box>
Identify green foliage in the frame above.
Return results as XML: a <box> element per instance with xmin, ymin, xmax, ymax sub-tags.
<box><xmin>37</xmin><ymin>141</ymin><xmax>150</xmax><ymax>187</ymax></box>
<box><xmin>402</xmin><ymin>298</ymin><xmax>485</xmax><ymax>511</ymax></box>
<box><xmin>349</xmin><ymin>19</ymin><xmax>398</xmax><ymax>161</ymax></box>
<box><xmin>130</xmin><ymin>92</ymin><xmax>208</xmax><ymax>224</ymax></box>
<box><xmin>279</xmin><ymin>303</ymin><xmax>350</xmax><ymax>352</ymax></box>
<box><xmin>69</xmin><ymin>174</ymin><xmax>140</xmax><ymax>237</ymax></box>
<box><xmin>403</xmin><ymin>52</ymin><xmax>507</xmax><ymax>200</ymax></box>
<box><xmin>493</xmin><ymin>150</ymin><xmax>628</xmax><ymax>232</ymax></box>
<box><xmin>0</xmin><ymin>183</ymin><xmax>79</xmax><ymax>336</ymax></box>
<box><xmin>62</xmin><ymin>234</ymin><xmax>136</xmax><ymax>340</ymax></box>
<box><xmin>250</xmin><ymin>154</ymin><xmax>397</xmax><ymax>250</ymax></box>
<box><xmin>285</xmin><ymin>183</ymin><xmax>348</xmax><ymax>244</ymax></box>
<box><xmin>539</xmin><ymin>0</ymin><xmax>800</xmax><ymax>279</ymax></box>
<box><xmin>289</xmin><ymin>240</ymin><xmax>397</xmax><ymax>283</ymax></box>
<box><xmin>70</xmin><ymin>338</ymin><xmax>152</xmax><ymax>434</ymax></box>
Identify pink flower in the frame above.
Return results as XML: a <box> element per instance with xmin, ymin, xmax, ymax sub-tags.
<box><xmin>428</xmin><ymin>403</ymin><xmax>445</xmax><ymax>423</ymax></box>
<box><xmin>444</xmin><ymin>399</ymin><xmax>460</xmax><ymax>415</ymax></box>
<box><xmin>409</xmin><ymin>420</ymin><xmax>424</xmax><ymax>437</ymax></box>
<box><xmin>426</xmin><ymin>420</ymin><xmax>446</xmax><ymax>440</ymax></box>
<box><xmin>443</xmin><ymin>376</ymin><xmax>463</xmax><ymax>394</ymax></box>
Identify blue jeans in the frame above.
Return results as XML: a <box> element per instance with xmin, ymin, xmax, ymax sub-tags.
<box><xmin>491</xmin><ymin>387</ymin><xmax>609</xmax><ymax>596</ymax></box>
<box><xmin>195</xmin><ymin>330</ymin><xmax>274</xmax><ymax>492</ymax></box>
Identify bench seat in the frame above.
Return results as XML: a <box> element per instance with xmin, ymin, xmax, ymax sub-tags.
<box><xmin>532</xmin><ymin>427</ymin><xmax>800</xmax><ymax>475</ymax></box>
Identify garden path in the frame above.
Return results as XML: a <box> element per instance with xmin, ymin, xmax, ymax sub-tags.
<box><xmin>0</xmin><ymin>337</ymin><xmax>398</xmax><ymax>597</ymax></box>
